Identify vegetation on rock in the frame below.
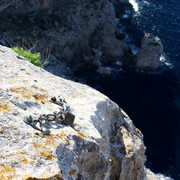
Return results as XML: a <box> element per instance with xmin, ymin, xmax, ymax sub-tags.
<box><xmin>12</xmin><ymin>46</ymin><xmax>42</xmax><ymax>66</ymax></box>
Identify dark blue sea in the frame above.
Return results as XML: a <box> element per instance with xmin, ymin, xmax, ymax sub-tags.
<box><xmin>96</xmin><ymin>0</ymin><xmax>180</xmax><ymax>179</ymax></box>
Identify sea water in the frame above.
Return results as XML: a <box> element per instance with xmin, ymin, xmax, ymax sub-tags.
<box><xmin>98</xmin><ymin>0</ymin><xmax>180</xmax><ymax>179</ymax></box>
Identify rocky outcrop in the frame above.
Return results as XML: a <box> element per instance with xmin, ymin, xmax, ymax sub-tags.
<box><xmin>134</xmin><ymin>33</ymin><xmax>163</xmax><ymax>71</ymax></box>
<box><xmin>0</xmin><ymin>0</ymin><xmax>130</xmax><ymax>76</ymax></box>
<box><xmin>0</xmin><ymin>0</ymin><xmax>132</xmax><ymax>18</ymax></box>
<box><xmin>0</xmin><ymin>45</ymin><xmax>162</xmax><ymax>179</ymax></box>
<box><xmin>0</xmin><ymin>0</ymin><xmax>164</xmax><ymax>77</ymax></box>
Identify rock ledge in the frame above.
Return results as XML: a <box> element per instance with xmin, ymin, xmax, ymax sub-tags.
<box><xmin>0</xmin><ymin>45</ymin><xmax>162</xmax><ymax>179</ymax></box>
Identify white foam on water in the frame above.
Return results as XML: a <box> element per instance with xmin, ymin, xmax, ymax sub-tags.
<box><xmin>160</xmin><ymin>55</ymin><xmax>166</xmax><ymax>63</ymax></box>
<box><xmin>122</xmin><ymin>14</ymin><xmax>130</xmax><ymax>19</ymax></box>
<box><xmin>122</xmin><ymin>10</ymin><xmax>131</xmax><ymax>19</ymax></box>
<box><xmin>131</xmin><ymin>0</ymin><xmax>151</xmax><ymax>17</ymax></box>
<box><xmin>116</xmin><ymin>18</ymin><xmax>139</xmax><ymax>55</ymax></box>
<box><xmin>129</xmin><ymin>0</ymin><xmax>139</xmax><ymax>12</ymax></box>
<box><xmin>144</xmin><ymin>1</ymin><xmax>150</xmax><ymax>6</ymax></box>
<box><xmin>156</xmin><ymin>173</ymin><xmax>174</xmax><ymax>180</ymax></box>
<box><xmin>160</xmin><ymin>55</ymin><xmax>173</xmax><ymax>69</ymax></box>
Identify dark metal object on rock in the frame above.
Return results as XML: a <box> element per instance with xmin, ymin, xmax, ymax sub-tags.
<box><xmin>23</xmin><ymin>95</ymin><xmax>75</xmax><ymax>134</ymax></box>
<box><xmin>62</xmin><ymin>112</ymin><xmax>75</xmax><ymax>127</ymax></box>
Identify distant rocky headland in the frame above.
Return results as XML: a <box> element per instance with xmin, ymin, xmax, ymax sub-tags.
<box><xmin>0</xmin><ymin>0</ymin><xmax>163</xmax><ymax>79</ymax></box>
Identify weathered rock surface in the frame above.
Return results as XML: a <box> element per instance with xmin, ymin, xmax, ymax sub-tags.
<box><xmin>0</xmin><ymin>0</ymin><xmax>132</xmax><ymax>17</ymax></box>
<box><xmin>0</xmin><ymin>45</ymin><xmax>162</xmax><ymax>179</ymax></box>
<box><xmin>134</xmin><ymin>33</ymin><xmax>163</xmax><ymax>71</ymax></box>
<box><xmin>0</xmin><ymin>0</ymin><xmax>130</xmax><ymax>76</ymax></box>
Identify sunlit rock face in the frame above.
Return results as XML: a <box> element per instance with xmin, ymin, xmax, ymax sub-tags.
<box><xmin>0</xmin><ymin>45</ymin><xmax>152</xmax><ymax>179</ymax></box>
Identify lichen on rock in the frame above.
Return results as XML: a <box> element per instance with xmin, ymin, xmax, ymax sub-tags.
<box><xmin>0</xmin><ymin>44</ymin><xmax>161</xmax><ymax>179</ymax></box>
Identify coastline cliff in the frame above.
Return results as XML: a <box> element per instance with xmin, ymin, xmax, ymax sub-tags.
<box><xmin>0</xmin><ymin>0</ymin><xmax>130</xmax><ymax>78</ymax></box>
<box><xmin>0</xmin><ymin>44</ymin><xmax>161</xmax><ymax>180</ymax></box>
<box><xmin>0</xmin><ymin>1</ymin><xmax>169</xmax><ymax>179</ymax></box>
<box><xmin>0</xmin><ymin>0</ymin><xmax>163</xmax><ymax>77</ymax></box>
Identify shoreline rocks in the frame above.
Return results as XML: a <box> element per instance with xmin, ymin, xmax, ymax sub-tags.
<box><xmin>0</xmin><ymin>1</ymin><xmax>164</xmax><ymax>75</ymax></box>
<box><xmin>0</xmin><ymin>0</ymin><xmax>131</xmax><ymax>76</ymax></box>
<box><xmin>134</xmin><ymin>33</ymin><xmax>163</xmax><ymax>71</ymax></box>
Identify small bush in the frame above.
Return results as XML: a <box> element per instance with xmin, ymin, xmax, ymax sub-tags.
<box><xmin>12</xmin><ymin>47</ymin><xmax>42</xmax><ymax>66</ymax></box>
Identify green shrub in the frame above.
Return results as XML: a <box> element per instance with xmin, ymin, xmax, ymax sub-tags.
<box><xmin>12</xmin><ymin>47</ymin><xmax>42</xmax><ymax>66</ymax></box>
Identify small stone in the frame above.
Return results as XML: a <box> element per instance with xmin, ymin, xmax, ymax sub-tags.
<box><xmin>0</xmin><ymin>127</ymin><xmax>5</xmax><ymax>134</ymax></box>
<box><xmin>50</xmin><ymin>97</ymin><xmax>57</xmax><ymax>103</ymax></box>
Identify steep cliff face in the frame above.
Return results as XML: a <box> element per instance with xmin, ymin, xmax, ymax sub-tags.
<box><xmin>0</xmin><ymin>45</ymin><xmax>161</xmax><ymax>179</ymax></box>
<box><xmin>0</xmin><ymin>0</ymin><xmax>130</xmax><ymax>77</ymax></box>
